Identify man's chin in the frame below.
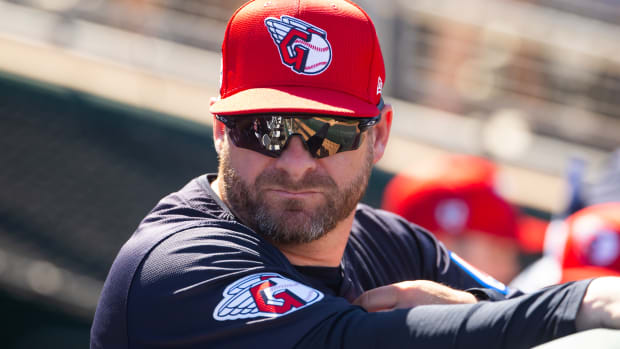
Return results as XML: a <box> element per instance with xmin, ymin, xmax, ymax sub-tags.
<box><xmin>265</xmin><ymin>208</ymin><xmax>316</xmax><ymax>227</ymax></box>
<box><xmin>254</xmin><ymin>206</ymin><xmax>327</xmax><ymax>241</ymax></box>
<box><xmin>264</xmin><ymin>197</ymin><xmax>325</xmax><ymax>213</ymax></box>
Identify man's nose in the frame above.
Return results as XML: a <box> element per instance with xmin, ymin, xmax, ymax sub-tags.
<box><xmin>274</xmin><ymin>136</ymin><xmax>317</xmax><ymax>181</ymax></box>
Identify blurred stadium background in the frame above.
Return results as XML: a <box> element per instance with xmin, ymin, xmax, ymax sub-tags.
<box><xmin>0</xmin><ymin>0</ymin><xmax>618</xmax><ymax>347</ymax></box>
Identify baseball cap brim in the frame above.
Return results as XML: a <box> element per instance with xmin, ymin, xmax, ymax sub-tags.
<box><xmin>209</xmin><ymin>86</ymin><xmax>380</xmax><ymax>117</ymax></box>
<box><xmin>561</xmin><ymin>266</ymin><xmax>620</xmax><ymax>283</ymax></box>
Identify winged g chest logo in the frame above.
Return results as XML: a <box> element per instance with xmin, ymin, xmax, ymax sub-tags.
<box><xmin>213</xmin><ymin>272</ymin><xmax>324</xmax><ymax>321</ymax></box>
<box><xmin>265</xmin><ymin>15</ymin><xmax>332</xmax><ymax>75</ymax></box>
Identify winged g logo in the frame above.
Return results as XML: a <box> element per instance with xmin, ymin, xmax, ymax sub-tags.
<box><xmin>265</xmin><ymin>16</ymin><xmax>332</xmax><ymax>75</ymax></box>
<box><xmin>213</xmin><ymin>272</ymin><xmax>324</xmax><ymax>321</ymax></box>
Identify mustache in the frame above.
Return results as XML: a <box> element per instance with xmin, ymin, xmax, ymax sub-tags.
<box><xmin>255</xmin><ymin>169</ymin><xmax>336</xmax><ymax>191</ymax></box>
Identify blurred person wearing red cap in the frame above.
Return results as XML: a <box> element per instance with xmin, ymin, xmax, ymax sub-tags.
<box><xmin>513</xmin><ymin>203</ymin><xmax>620</xmax><ymax>292</ymax></box>
<box><xmin>381</xmin><ymin>154</ymin><xmax>540</xmax><ymax>284</ymax></box>
<box><xmin>561</xmin><ymin>203</ymin><xmax>620</xmax><ymax>281</ymax></box>
<box><xmin>511</xmin><ymin>153</ymin><xmax>620</xmax><ymax>292</ymax></box>
<box><xmin>92</xmin><ymin>1</ymin><xmax>620</xmax><ymax>348</ymax></box>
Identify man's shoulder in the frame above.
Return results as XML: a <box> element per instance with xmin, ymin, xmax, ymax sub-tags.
<box><xmin>354</xmin><ymin>203</ymin><xmax>426</xmax><ymax>234</ymax></box>
<box><xmin>355</xmin><ymin>203</ymin><xmax>402</xmax><ymax>219</ymax></box>
<box><xmin>103</xmin><ymin>174</ymin><xmax>258</xmax><ymax>297</ymax></box>
<box><xmin>92</xmin><ymin>177</ymin><xmax>297</xmax><ymax>348</ymax></box>
<box><xmin>125</xmin><ymin>174</ymin><xmax>263</xmax><ymax>266</ymax></box>
<box><xmin>351</xmin><ymin>203</ymin><xmax>439</xmax><ymax>251</ymax></box>
<box><xmin>131</xmin><ymin>226</ymin><xmax>287</xmax><ymax>299</ymax></box>
<box><xmin>144</xmin><ymin>174</ymin><xmax>234</xmax><ymax>223</ymax></box>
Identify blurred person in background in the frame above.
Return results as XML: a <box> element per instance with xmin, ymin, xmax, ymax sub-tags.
<box><xmin>382</xmin><ymin>154</ymin><xmax>547</xmax><ymax>284</ymax></box>
<box><xmin>511</xmin><ymin>150</ymin><xmax>620</xmax><ymax>292</ymax></box>
<box><xmin>561</xmin><ymin>203</ymin><xmax>620</xmax><ymax>282</ymax></box>
<box><xmin>512</xmin><ymin>202</ymin><xmax>620</xmax><ymax>292</ymax></box>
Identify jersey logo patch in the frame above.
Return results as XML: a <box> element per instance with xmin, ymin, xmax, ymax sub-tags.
<box><xmin>265</xmin><ymin>15</ymin><xmax>332</xmax><ymax>75</ymax></box>
<box><xmin>213</xmin><ymin>272</ymin><xmax>324</xmax><ymax>321</ymax></box>
<box><xmin>450</xmin><ymin>252</ymin><xmax>509</xmax><ymax>295</ymax></box>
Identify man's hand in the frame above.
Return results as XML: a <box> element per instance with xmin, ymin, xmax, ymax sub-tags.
<box><xmin>576</xmin><ymin>277</ymin><xmax>620</xmax><ymax>331</ymax></box>
<box><xmin>352</xmin><ymin>280</ymin><xmax>477</xmax><ymax>312</ymax></box>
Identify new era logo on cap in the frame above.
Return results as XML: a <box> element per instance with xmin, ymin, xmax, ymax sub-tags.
<box><xmin>265</xmin><ymin>15</ymin><xmax>332</xmax><ymax>75</ymax></box>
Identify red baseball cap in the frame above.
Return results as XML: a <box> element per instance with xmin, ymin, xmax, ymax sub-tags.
<box><xmin>209</xmin><ymin>0</ymin><xmax>386</xmax><ymax>117</ymax></box>
<box><xmin>560</xmin><ymin>202</ymin><xmax>620</xmax><ymax>282</ymax></box>
<box><xmin>381</xmin><ymin>155</ymin><xmax>546</xmax><ymax>251</ymax></box>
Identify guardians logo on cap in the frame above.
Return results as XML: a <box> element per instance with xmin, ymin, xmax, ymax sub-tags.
<box><xmin>265</xmin><ymin>15</ymin><xmax>332</xmax><ymax>75</ymax></box>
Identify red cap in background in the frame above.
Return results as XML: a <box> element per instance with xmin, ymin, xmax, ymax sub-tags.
<box><xmin>560</xmin><ymin>202</ymin><xmax>620</xmax><ymax>282</ymax></box>
<box><xmin>210</xmin><ymin>0</ymin><xmax>385</xmax><ymax>117</ymax></box>
<box><xmin>515</xmin><ymin>215</ymin><xmax>548</xmax><ymax>254</ymax></box>
<box><xmin>382</xmin><ymin>154</ymin><xmax>546</xmax><ymax>251</ymax></box>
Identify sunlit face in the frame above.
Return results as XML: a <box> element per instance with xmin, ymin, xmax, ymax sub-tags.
<box><xmin>218</xmin><ymin>131</ymin><xmax>375</xmax><ymax>244</ymax></box>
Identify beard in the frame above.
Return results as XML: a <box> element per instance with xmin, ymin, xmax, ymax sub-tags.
<box><xmin>217</xmin><ymin>139</ymin><xmax>374</xmax><ymax>245</ymax></box>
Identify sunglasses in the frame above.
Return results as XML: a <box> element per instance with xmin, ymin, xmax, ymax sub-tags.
<box><xmin>216</xmin><ymin>100</ymin><xmax>383</xmax><ymax>159</ymax></box>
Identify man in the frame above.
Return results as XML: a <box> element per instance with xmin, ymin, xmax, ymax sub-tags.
<box><xmin>91</xmin><ymin>1</ymin><xmax>620</xmax><ymax>348</ymax></box>
<box><xmin>512</xmin><ymin>202</ymin><xmax>620</xmax><ymax>292</ymax></box>
<box><xmin>560</xmin><ymin>202</ymin><xmax>620</xmax><ymax>281</ymax></box>
<box><xmin>511</xmin><ymin>153</ymin><xmax>620</xmax><ymax>292</ymax></box>
<box><xmin>381</xmin><ymin>154</ymin><xmax>546</xmax><ymax>284</ymax></box>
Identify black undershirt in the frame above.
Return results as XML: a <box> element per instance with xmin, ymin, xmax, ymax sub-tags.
<box><xmin>294</xmin><ymin>265</ymin><xmax>343</xmax><ymax>296</ymax></box>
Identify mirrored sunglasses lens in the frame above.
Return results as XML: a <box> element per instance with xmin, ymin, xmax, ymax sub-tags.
<box><xmin>297</xmin><ymin>118</ymin><xmax>363</xmax><ymax>157</ymax></box>
<box><xmin>228</xmin><ymin>116</ymin><xmax>365</xmax><ymax>158</ymax></box>
<box><xmin>257</xmin><ymin>117</ymin><xmax>289</xmax><ymax>154</ymax></box>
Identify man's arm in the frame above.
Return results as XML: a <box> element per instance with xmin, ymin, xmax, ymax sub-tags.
<box><xmin>351</xmin><ymin>276</ymin><xmax>620</xmax><ymax>348</ymax></box>
<box><xmin>353</xmin><ymin>280</ymin><xmax>477</xmax><ymax>312</ymax></box>
<box><xmin>100</xmin><ymin>223</ymin><xmax>617</xmax><ymax>348</ymax></box>
<box><xmin>353</xmin><ymin>208</ymin><xmax>518</xmax><ymax>300</ymax></box>
<box><xmin>576</xmin><ymin>277</ymin><xmax>620</xmax><ymax>331</ymax></box>
<box><xmin>354</xmin><ymin>277</ymin><xmax>620</xmax><ymax>333</ymax></box>
<box><xmin>299</xmin><ymin>280</ymin><xmax>592</xmax><ymax>349</ymax></box>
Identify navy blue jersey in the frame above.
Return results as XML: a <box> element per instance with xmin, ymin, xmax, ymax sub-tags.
<box><xmin>91</xmin><ymin>174</ymin><xmax>590</xmax><ymax>348</ymax></box>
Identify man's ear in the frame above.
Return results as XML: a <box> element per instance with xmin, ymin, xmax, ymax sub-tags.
<box><xmin>210</xmin><ymin>97</ymin><xmax>225</xmax><ymax>155</ymax></box>
<box><xmin>372</xmin><ymin>104</ymin><xmax>393</xmax><ymax>164</ymax></box>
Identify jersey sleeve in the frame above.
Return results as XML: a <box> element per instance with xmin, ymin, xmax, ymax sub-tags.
<box><xmin>352</xmin><ymin>207</ymin><xmax>519</xmax><ymax>300</ymax></box>
<box><xmin>418</xmin><ymin>228</ymin><xmax>523</xmax><ymax>299</ymax></box>
<box><xmin>124</xmin><ymin>225</ymin><xmax>590</xmax><ymax>349</ymax></box>
<box><xmin>298</xmin><ymin>280</ymin><xmax>589</xmax><ymax>349</ymax></box>
<box><xmin>125</xmin><ymin>226</ymin><xmax>355</xmax><ymax>348</ymax></box>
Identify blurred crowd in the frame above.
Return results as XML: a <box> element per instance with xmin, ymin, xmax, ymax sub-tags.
<box><xmin>381</xmin><ymin>150</ymin><xmax>620</xmax><ymax>289</ymax></box>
